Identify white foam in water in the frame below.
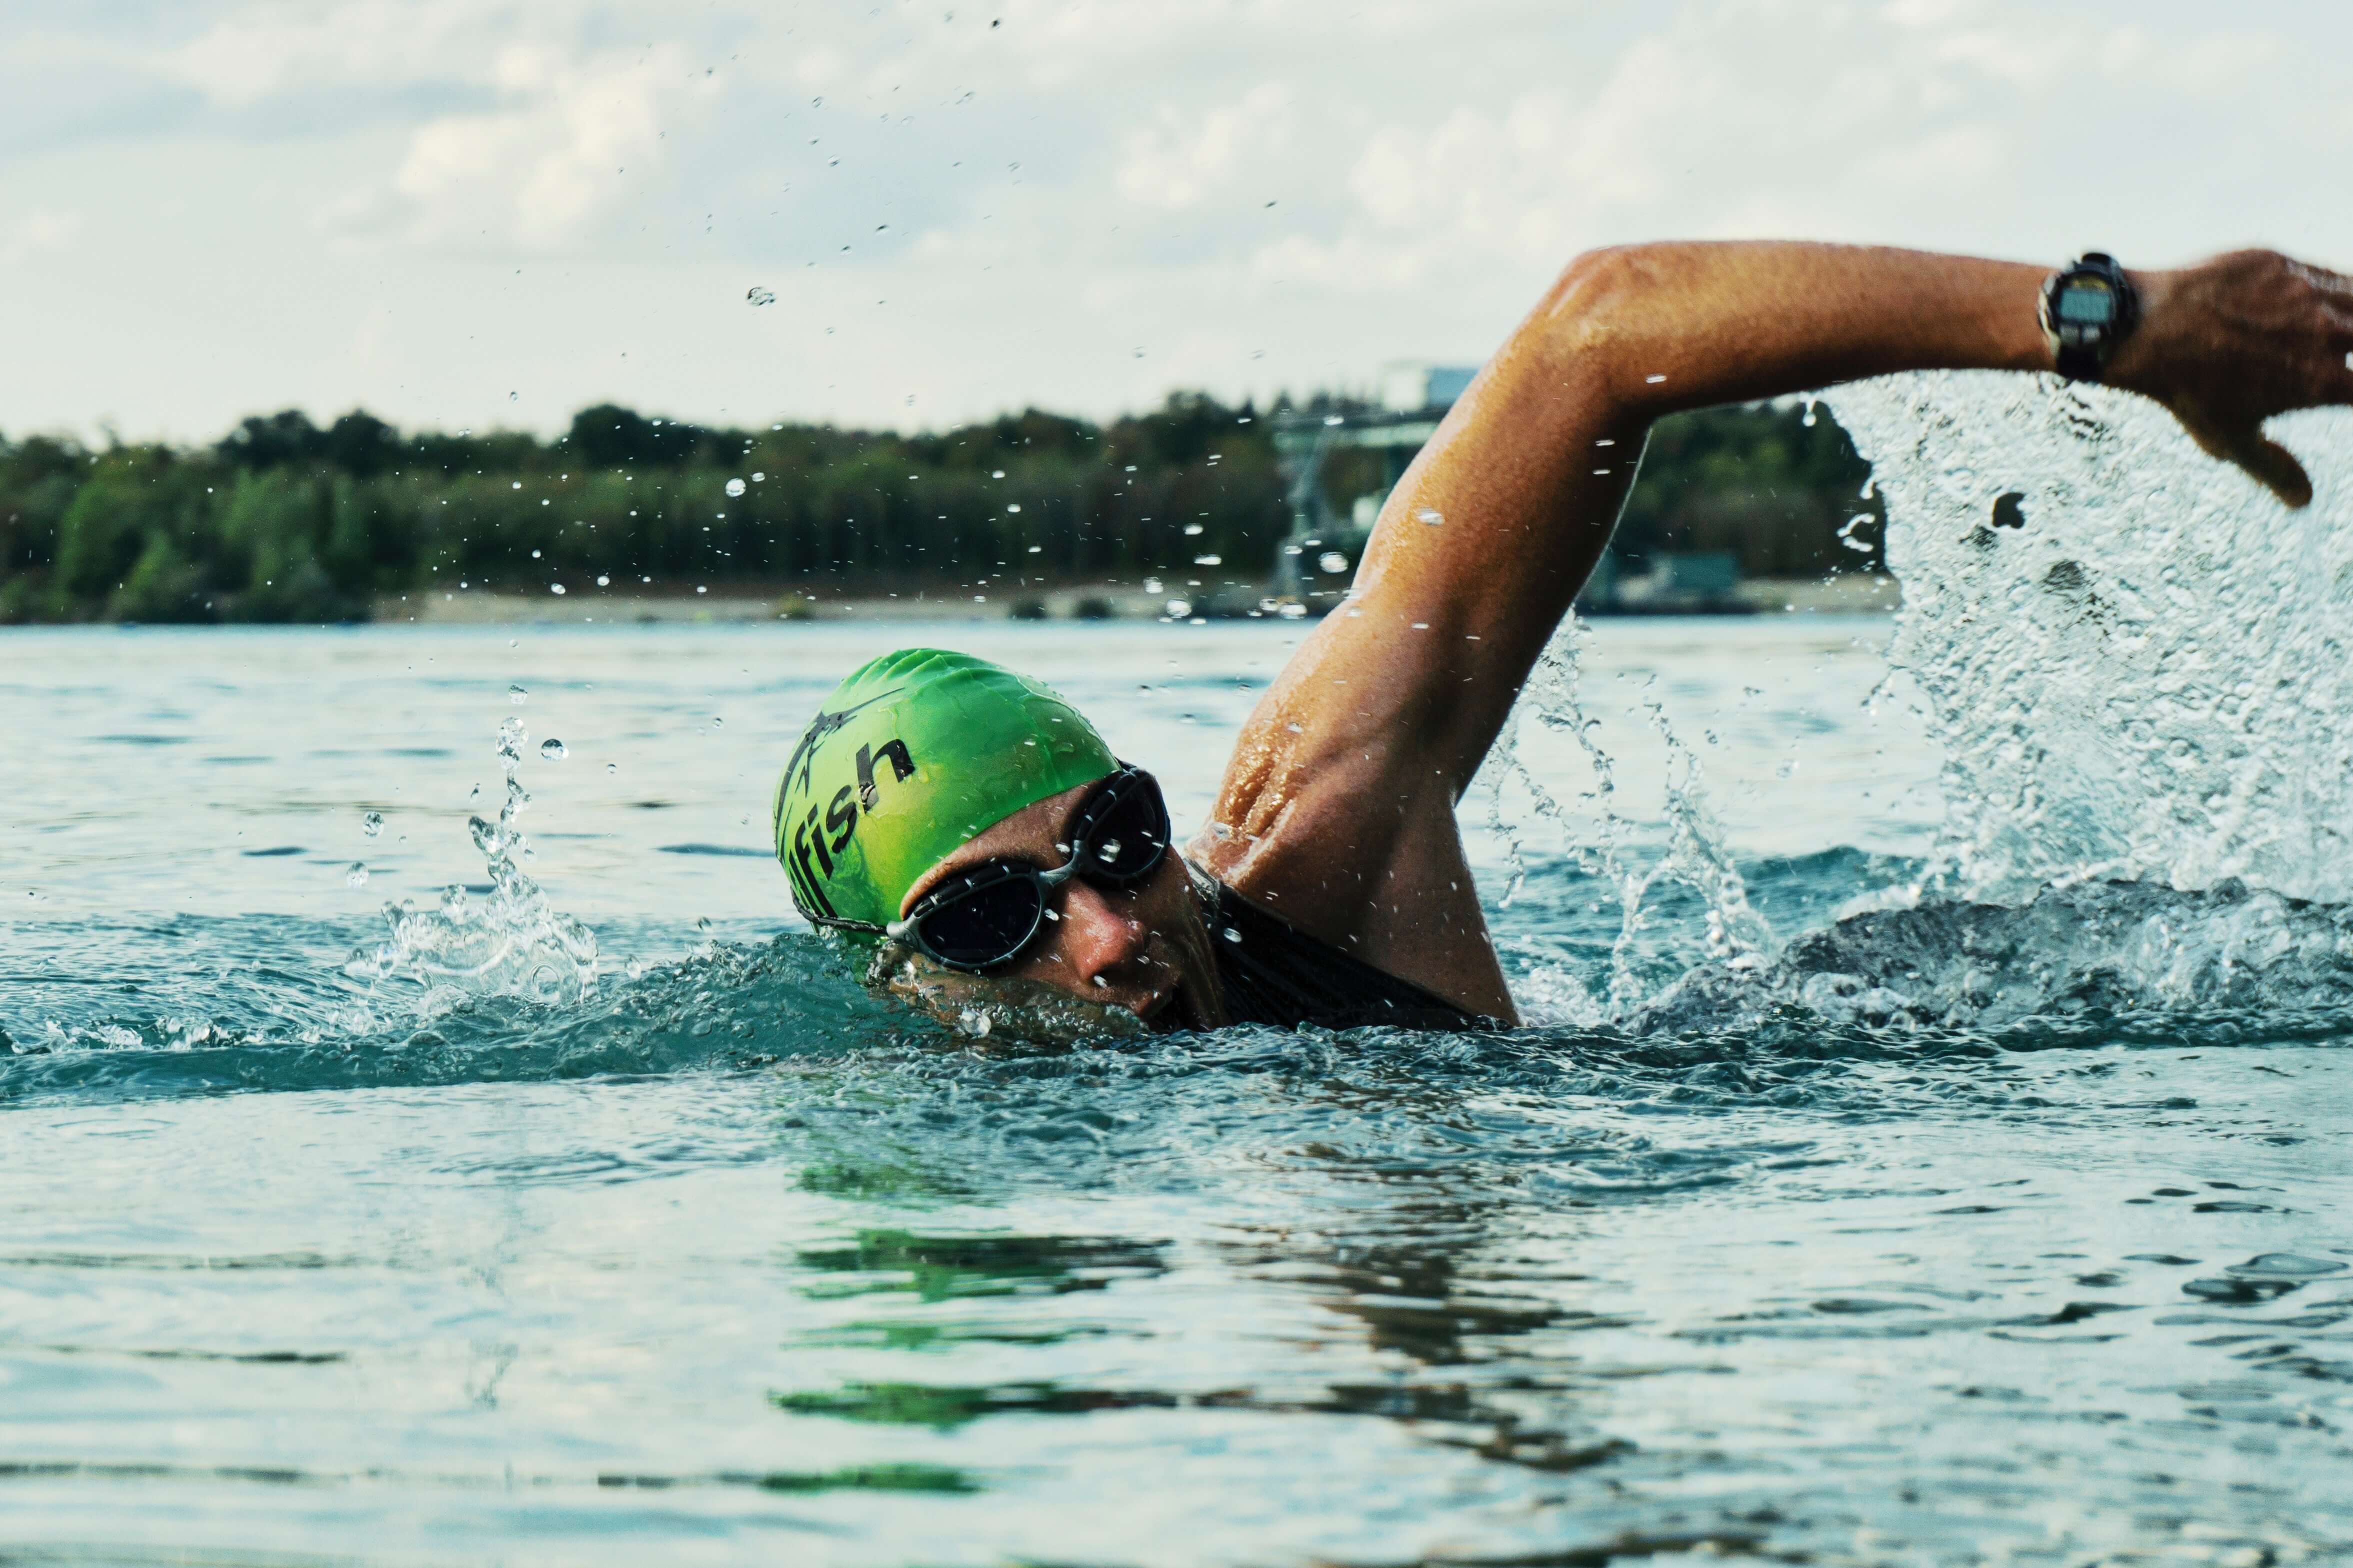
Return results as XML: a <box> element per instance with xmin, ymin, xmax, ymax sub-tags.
<box><xmin>1490</xmin><ymin>374</ymin><xmax>2353</xmax><ymax>1033</ymax></box>
<box><xmin>344</xmin><ymin>711</ymin><xmax>598</xmax><ymax>1009</ymax></box>
<box><xmin>1832</xmin><ymin>373</ymin><xmax>2353</xmax><ymax>904</ymax></box>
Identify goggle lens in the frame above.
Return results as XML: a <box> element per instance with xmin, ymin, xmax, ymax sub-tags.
<box><xmin>914</xmin><ymin>868</ymin><xmax>1044</xmax><ymax>969</ymax></box>
<box><xmin>1066</xmin><ymin>771</ymin><xmax>1170</xmax><ymax>885</ymax></box>
<box><xmin>904</xmin><ymin>768</ymin><xmax>1170</xmax><ymax>971</ymax></box>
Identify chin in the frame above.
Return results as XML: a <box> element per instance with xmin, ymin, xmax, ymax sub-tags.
<box><xmin>1146</xmin><ymin>975</ymin><xmax>1213</xmax><ymax>1034</ymax></box>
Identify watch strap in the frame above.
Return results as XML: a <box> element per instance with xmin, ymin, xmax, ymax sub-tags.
<box><xmin>2054</xmin><ymin>338</ymin><xmax>2106</xmax><ymax>381</ymax></box>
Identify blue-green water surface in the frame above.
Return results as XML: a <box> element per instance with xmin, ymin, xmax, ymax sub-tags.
<box><xmin>3</xmin><ymin>620</ymin><xmax>2348</xmax><ymax>1567</ymax></box>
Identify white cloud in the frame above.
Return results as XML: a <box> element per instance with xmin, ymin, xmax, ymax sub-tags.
<box><xmin>385</xmin><ymin>44</ymin><xmax>710</xmax><ymax>248</ymax></box>
<box><xmin>1116</xmin><ymin>83</ymin><xmax>1292</xmax><ymax>211</ymax></box>
<box><xmin>164</xmin><ymin>0</ymin><xmax>515</xmax><ymax>105</ymax></box>
<box><xmin>2</xmin><ymin>0</ymin><xmax>2350</xmax><ymax>444</ymax></box>
<box><xmin>0</xmin><ymin>208</ymin><xmax>82</xmax><ymax>264</ymax></box>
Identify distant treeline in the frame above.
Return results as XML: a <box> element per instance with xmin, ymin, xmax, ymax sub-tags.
<box><xmin>0</xmin><ymin>393</ymin><xmax>1880</xmax><ymax>624</ymax></box>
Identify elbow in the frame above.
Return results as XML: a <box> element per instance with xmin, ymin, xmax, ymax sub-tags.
<box><xmin>1530</xmin><ymin>244</ymin><xmax>1667</xmax><ymax>403</ymax></box>
<box><xmin>1538</xmin><ymin>246</ymin><xmax>1644</xmax><ymax>340</ymax></box>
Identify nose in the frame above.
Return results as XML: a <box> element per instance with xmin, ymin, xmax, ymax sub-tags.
<box><xmin>1054</xmin><ymin>878</ymin><xmax>1150</xmax><ymax>985</ymax></box>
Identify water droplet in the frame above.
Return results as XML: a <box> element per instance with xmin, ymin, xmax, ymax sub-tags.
<box><xmin>1318</xmin><ymin>551</ymin><xmax>1349</xmax><ymax>574</ymax></box>
<box><xmin>1164</xmin><ymin>598</ymin><xmax>1192</xmax><ymax>618</ymax></box>
<box><xmin>712</xmin><ymin>716</ymin><xmax>724</xmax><ymax>728</ymax></box>
<box><xmin>540</xmin><ymin>739</ymin><xmax>568</xmax><ymax>761</ymax></box>
<box><xmin>361</xmin><ymin>811</ymin><xmax>384</xmax><ymax>837</ymax></box>
<box><xmin>549</xmin><ymin>583</ymin><xmax>566</xmax><ymax>595</ymax></box>
<box><xmin>1222</xmin><ymin>926</ymin><xmax>1242</xmax><ymax>942</ymax></box>
<box><xmin>596</xmin><ymin>574</ymin><xmax>610</xmax><ymax>586</ymax></box>
<box><xmin>990</xmin><ymin>469</ymin><xmax>1005</xmax><ymax>479</ymax></box>
<box><xmin>746</xmin><ymin>286</ymin><xmax>775</xmax><ymax>306</ymax></box>
<box><xmin>606</xmin><ymin>761</ymin><xmax>618</xmax><ymax>774</ymax></box>
<box><xmin>1322</xmin><ymin>415</ymin><xmax>1343</xmax><ymax>427</ymax></box>
<box><xmin>1098</xmin><ymin>838</ymin><xmax>1122</xmax><ymax>862</ymax></box>
<box><xmin>751</xmin><ymin>471</ymin><xmax>764</xmax><ymax>482</ymax></box>
<box><xmin>1142</xmin><ymin>577</ymin><xmax>1162</xmax><ymax>593</ymax></box>
<box><xmin>1184</xmin><ymin>523</ymin><xmax>1204</xmax><ymax>535</ymax></box>
<box><xmin>956</xmin><ymin>1006</ymin><xmax>992</xmax><ymax>1037</ymax></box>
<box><xmin>346</xmin><ymin>862</ymin><xmax>369</xmax><ymax>888</ymax></box>
<box><xmin>508</xmin><ymin>390</ymin><xmax>518</xmax><ymax>402</ymax></box>
<box><xmin>509</xmin><ymin>685</ymin><xmax>528</xmax><ymax>704</ymax></box>
<box><xmin>724</xmin><ymin>477</ymin><xmax>747</xmax><ymax>498</ymax></box>
<box><xmin>1416</xmin><ymin>507</ymin><xmax>1444</xmax><ymax>526</ymax></box>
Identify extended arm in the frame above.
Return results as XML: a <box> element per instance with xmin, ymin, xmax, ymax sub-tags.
<box><xmin>1192</xmin><ymin>241</ymin><xmax>2353</xmax><ymax>1018</ymax></box>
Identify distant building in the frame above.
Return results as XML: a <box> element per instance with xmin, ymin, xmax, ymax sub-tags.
<box><xmin>1380</xmin><ymin>362</ymin><xmax>1478</xmax><ymax>414</ymax></box>
<box><xmin>1270</xmin><ymin>364</ymin><xmax>1478</xmax><ymax>603</ymax></box>
<box><xmin>1272</xmin><ymin>362</ymin><xmax>1747</xmax><ymax>615</ymax></box>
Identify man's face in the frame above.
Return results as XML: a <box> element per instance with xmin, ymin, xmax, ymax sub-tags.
<box><xmin>888</xmin><ymin>776</ymin><xmax>1228</xmax><ymax>1033</ymax></box>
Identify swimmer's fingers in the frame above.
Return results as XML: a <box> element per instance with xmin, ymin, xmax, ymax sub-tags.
<box><xmin>2296</xmin><ymin>261</ymin><xmax>2353</xmax><ymax>305</ymax></box>
<box><xmin>2182</xmin><ymin>417</ymin><xmax>2315</xmax><ymax>510</ymax></box>
<box><xmin>2330</xmin><ymin>309</ymin><xmax>2353</xmax><ymax>399</ymax></box>
<box><xmin>2228</xmin><ymin>433</ymin><xmax>2316</xmax><ymax>510</ymax></box>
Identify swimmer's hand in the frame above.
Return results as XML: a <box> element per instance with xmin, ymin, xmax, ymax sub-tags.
<box><xmin>2111</xmin><ymin>250</ymin><xmax>2353</xmax><ymax>510</ymax></box>
<box><xmin>868</xmin><ymin>942</ymin><xmax>1154</xmax><ymax>1048</ymax></box>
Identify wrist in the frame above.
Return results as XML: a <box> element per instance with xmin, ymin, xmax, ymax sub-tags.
<box><xmin>2100</xmin><ymin>267</ymin><xmax>2176</xmax><ymax>398</ymax></box>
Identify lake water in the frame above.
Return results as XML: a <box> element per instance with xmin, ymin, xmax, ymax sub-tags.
<box><xmin>6</xmin><ymin>376</ymin><xmax>2353</xmax><ymax>1565</ymax></box>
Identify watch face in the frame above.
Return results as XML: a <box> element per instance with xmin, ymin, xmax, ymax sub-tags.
<box><xmin>2056</xmin><ymin>281</ymin><xmax>2115</xmax><ymax>325</ymax></box>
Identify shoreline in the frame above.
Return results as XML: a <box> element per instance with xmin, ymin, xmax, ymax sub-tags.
<box><xmin>370</xmin><ymin>573</ymin><xmax>1901</xmax><ymax>625</ymax></box>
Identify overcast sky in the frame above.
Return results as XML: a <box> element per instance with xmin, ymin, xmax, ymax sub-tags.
<box><xmin>4</xmin><ymin>0</ymin><xmax>2348</xmax><ymax>444</ymax></box>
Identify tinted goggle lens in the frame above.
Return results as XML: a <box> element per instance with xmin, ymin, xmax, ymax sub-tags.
<box><xmin>1064</xmin><ymin>771</ymin><xmax>1170</xmax><ymax>885</ymax></box>
<box><xmin>906</xmin><ymin>768</ymin><xmax>1170</xmax><ymax>971</ymax></box>
<box><xmin>913</xmin><ymin>867</ymin><xmax>1044</xmax><ymax>969</ymax></box>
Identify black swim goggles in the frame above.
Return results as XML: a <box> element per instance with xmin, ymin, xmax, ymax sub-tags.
<box><xmin>815</xmin><ymin>765</ymin><xmax>1172</xmax><ymax>973</ymax></box>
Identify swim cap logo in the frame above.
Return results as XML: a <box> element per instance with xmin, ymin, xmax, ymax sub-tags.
<box><xmin>780</xmin><ymin>694</ymin><xmax>918</xmax><ymax>918</ymax></box>
<box><xmin>778</xmin><ymin>688</ymin><xmax>900</xmax><ymax>803</ymax></box>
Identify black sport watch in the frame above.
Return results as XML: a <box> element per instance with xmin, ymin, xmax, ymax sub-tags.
<box><xmin>2040</xmin><ymin>251</ymin><xmax>2139</xmax><ymax>382</ymax></box>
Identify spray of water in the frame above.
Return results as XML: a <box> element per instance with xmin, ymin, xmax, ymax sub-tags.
<box><xmin>1492</xmin><ymin>373</ymin><xmax>2353</xmax><ymax>1034</ymax></box>
<box><xmin>344</xmin><ymin>712</ymin><xmax>599</xmax><ymax>1009</ymax></box>
<box><xmin>1482</xmin><ymin>616</ymin><xmax>1772</xmax><ymax>1021</ymax></box>
<box><xmin>1832</xmin><ymin>373</ymin><xmax>2353</xmax><ymax>904</ymax></box>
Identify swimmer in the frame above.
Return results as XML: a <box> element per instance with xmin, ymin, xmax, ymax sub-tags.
<box><xmin>776</xmin><ymin>242</ymin><xmax>2353</xmax><ymax>1034</ymax></box>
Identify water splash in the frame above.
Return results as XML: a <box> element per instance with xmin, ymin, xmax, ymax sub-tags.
<box><xmin>1480</xmin><ymin>617</ymin><xmax>1770</xmax><ymax>1021</ymax></box>
<box><xmin>344</xmin><ymin>712</ymin><xmax>598</xmax><ymax>1008</ymax></box>
<box><xmin>1830</xmin><ymin>373</ymin><xmax>2353</xmax><ymax>905</ymax></box>
<box><xmin>1635</xmin><ymin>875</ymin><xmax>2353</xmax><ymax>1041</ymax></box>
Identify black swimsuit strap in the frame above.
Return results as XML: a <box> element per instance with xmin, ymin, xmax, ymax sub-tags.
<box><xmin>1190</xmin><ymin>862</ymin><xmax>1487</xmax><ymax>1032</ymax></box>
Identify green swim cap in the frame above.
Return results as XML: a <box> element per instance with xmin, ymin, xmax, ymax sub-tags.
<box><xmin>772</xmin><ymin>648</ymin><xmax>1118</xmax><ymax>928</ymax></box>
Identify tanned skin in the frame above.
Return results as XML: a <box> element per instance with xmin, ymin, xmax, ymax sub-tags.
<box><xmin>900</xmin><ymin>243</ymin><xmax>2353</xmax><ymax>1028</ymax></box>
